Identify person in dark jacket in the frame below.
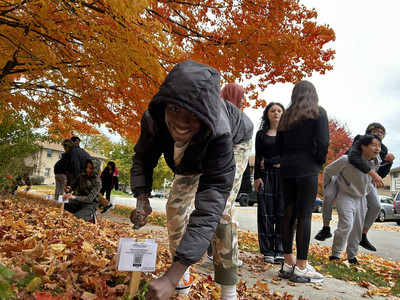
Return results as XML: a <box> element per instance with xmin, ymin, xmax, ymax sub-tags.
<box><xmin>129</xmin><ymin>60</ymin><xmax>253</xmax><ymax>300</ymax></box>
<box><xmin>11</xmin><ymin>172</ymin><xmax>31</xmax><ymax>195</ymax></box>
<box><xmin>276</xmin><ymin>80</ymin><xmax>329</xmax><ymax>283</ymax></box>
<box><xmin>63</xmin><ymin>159</ymin><xmax>101</xmax><ymax>221</ymax></box>
<box><xmin>100</xmin><ymin>161</ymin><xmax>117</xmax><ymax>213</ymax></box>
<box><xmin>62</xmin><ymin>139</ymin><xmax>92</xmax><ymax>185</ymax></box>
<box><xmin>54</xmin><ymin>152</ymin><xmax>69</xmax><ymax>200</ymax></box>
<box><xmin>315</xmin><ymin>122</ymin><xmax>395</xmax><ymax>251</ymax></box>
<box><xmin>253</xmin><ymin>102</ymin><xmax>285</xmax><ymax>264</ymax></box>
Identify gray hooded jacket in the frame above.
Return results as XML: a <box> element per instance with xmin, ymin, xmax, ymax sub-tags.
<box><xmin>130</xmin><ymin>60</ymin><xmax>253</xmax><ymax>266</ymax></box>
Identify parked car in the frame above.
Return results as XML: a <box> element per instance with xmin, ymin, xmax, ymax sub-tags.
<box><xmin>393</xmin><ymin>191</ymin><xmax>400</xmax><ymax>225</ymax></box>
<box><xmin>235</xmin><ymin>188</ymin><xmax>257</xmax><ymax>207</ymax></box>
<box><xmin>376</xmin><ymin>195</ymin><xmax>395</xmax><ymax>222</ymax></box>
<box><xmin>313</xmin><ymin>197</ymin><xmax>323</xmax><ymax>213</ymax></box>
<box><xmin>149</xmin><ymin>192</ymin><xmax>165</xmax><ymax>198</ymax></box>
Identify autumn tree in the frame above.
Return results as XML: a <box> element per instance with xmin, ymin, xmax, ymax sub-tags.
<box><xmin>1</xmin><ymin>0</ymin><xmax>335</xmax><ymax>143</ymax></box>
<box><xmin>317</xmin><ymin>118</ymin><xmax>353</xmax><ymax>197</ymax></box>
<box><xmin>0</xmin><ymin>106</ymin><xmax>44</xmax><ymax>194</ymax></box>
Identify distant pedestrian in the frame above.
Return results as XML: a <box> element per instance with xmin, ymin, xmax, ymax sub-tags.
<box><xmin>276</xmin><ymin>80</ymin><xmax>329</xmax><ymax>283</ymax></box>
<box><xmin>54</xmin><ymin>152</ymin><xmax>69</xmax><ymax>200</ymax></box>
<box><xmin>253</xmin><ymin>102</ymin><xmax>285</xmax><ymax>264</ymax></box>
<box><xmin>100</xmin><ymin>161</ymin><xmax>118</xmax><ymax>213</ymax></box>
<box><xmin>62</xmin><ymin>139</ymin><xmax>91</xmax><ymax>185</ymax></box>
<box><xmin>11</xmin><ymin>171</ymin><xmax>31</xmax><ymax>195</ymax></box>
<box><xmin>71</xmin><ymin>136</ymin><xmax>81</xmax><ymax>148</ymax></box>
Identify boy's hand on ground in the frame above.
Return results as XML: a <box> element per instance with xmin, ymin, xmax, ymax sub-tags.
<box><xmin>145</xmin><ymin>277</ymin><xmax>176</xmax><ymax>300</ymax></box>
<box><xmin>130</xmin><ymin>193</ymin><xmax>152</xmax><ymax>228</ymax></box>
<box><xmin>145</xmin><ymin>261</ymin><xmax>187</xmax><ymax>300</ymax></box>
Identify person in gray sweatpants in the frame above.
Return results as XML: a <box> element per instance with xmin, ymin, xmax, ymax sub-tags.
<box><xmin>323</xmin><ymin>135</ymin><xmax>381</xmax><ymax>264</ymax></box>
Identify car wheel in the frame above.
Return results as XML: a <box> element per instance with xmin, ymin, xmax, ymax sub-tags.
<box><xmin>396</xmin><ymin>219</ymin><xmax>400</xmax><ymax>226</ymax></box>
<box><xmin>377</xmin><ymin>210</ymin><xmax>385</xmax><ymax>222</ymax></box>
<box><xmin>248</xmin><ymin>201</ymin><xmax>255</xmax><ymax>206</ymax></box>
<box><xmin>239</xmin><ymin>196</ymin><xmax>248</xmax><ymax>207</ymax></box>
<box><xmin>316</xmin><ymin>203</ymin><xmax>323</xmax><ymax>213</ymax></box>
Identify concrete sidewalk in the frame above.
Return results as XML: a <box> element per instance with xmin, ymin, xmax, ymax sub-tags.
<box><xmin>100</xmin><ymin>212</ymin><xmax>393</xmax><ymax>300</ymax></box>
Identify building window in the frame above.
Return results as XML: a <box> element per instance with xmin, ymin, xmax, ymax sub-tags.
<box><xmin>394</xmin><ymin>172</ymin><xmax>398</xmax><ymax>178</ymax></box>
<box><xmin>47</xmin><ymin>149</ymin><xmax>53</xmax><ymax>158</ymax></box>
<box><xmin>44</xmin><ymin>168</ymin><xmax>51</xmax><ymax>177</ymax></box>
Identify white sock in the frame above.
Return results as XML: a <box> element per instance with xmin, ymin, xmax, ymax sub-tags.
<box><xmin>220</xmin><ymin>284</ymin><xmax>236</xmax><ymax>300</ymax></box>
<box><xmin>182</xmin><ymin>268</ymin><xmax>190</xmax><ymax>280</ymax></box>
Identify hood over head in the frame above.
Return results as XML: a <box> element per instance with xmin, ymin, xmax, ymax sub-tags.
<box><xmin>149</xmin><ymin>60</ymin><xmax>222</xmax><ymax>137</ymax></box>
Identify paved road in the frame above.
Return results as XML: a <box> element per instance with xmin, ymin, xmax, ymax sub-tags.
<box><xmin>111</xmin><ymin>196</ymin><xmax>400</xmax><ymax>262</ymax></box>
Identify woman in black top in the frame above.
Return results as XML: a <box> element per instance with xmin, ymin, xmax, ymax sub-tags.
<box><xmin>276</xmin><ymin>80</ymin><xmax>329</xmax><ymax>283</ymax></box>
<box><xmin>100</xmin><ymin>161</ymin><xmax>116</xmax><ymax>202</ymax></box>
<box><xmin>253</xmin><ymin>102</ymin><xmax>284</xmax><ymax>264</ymax></box>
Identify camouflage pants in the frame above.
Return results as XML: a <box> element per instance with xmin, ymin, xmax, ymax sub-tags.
<box><xmin>166</xmin><ymin>140</ymin><xmax>252</xmax><ymax>285</ymax></box>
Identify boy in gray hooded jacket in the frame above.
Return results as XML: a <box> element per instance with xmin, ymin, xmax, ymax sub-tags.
<box><xmin>323</xmin><ymin>135</ymin><xmax>381</xmax><ymax>264</ymax></box>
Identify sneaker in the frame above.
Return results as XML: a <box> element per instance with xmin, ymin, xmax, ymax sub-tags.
<box><xmin>329</xmin><ymin>255</ymin><xmax>339</xmax><ymax>261</ymax></box>
<box><xmin>278</xmin><ymin>262</ymin><xmax>294</xmax><ymax>279</ymax></box>
<box><xmin>314</xmin><ymin>228</ymin><xmax>332</xmax><ymax>241</ymax></box>
<box><xmin>89</xmin><ymin>212</ymin><xmax>97</xmax><ymax>224</ymax></box>
<box><xmin>238</xmin><ymin>259</ymin><xmax>243</xmax><ymax>267</ymax></box>
<box><xmin>274</xmin><ymin>254</ymin><xmax>284</xmax><ymax>264</ymax></box>
<box><xmin>290</xmin><ymin>263</ymin><xmax>324</xmax><ymax>283</ymax></box>
<box><xmin>359</xmin><ymin>235</ymin><xmax>376</xmax><ymax>251</ymax></box>
<box><xmin>175</xmin><ymin>274</ymin><xmax>194</xmax><ymax>295</ymax></box>
<box><xmin>263</xmin><ymin>255</ymin><xmax>274</xmax><ymax>264</ymax></box>
<box><xmin>348</xmin><ymin>257</ymin><xmax>360</xmax><ymax>265</ymax></box>
<box><xmin>101</xmin><ymin>203</ymin><xmax>114</xmax><ymax>214</ymax></box>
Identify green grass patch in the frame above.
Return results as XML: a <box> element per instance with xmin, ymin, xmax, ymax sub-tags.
<box><xmin>308</xmin><ymin>255</ymin><xmax>400</xmax><ymax>296</ymax></box>
<box><xmin>111</xmin><ymin>190</ymin><xmax>131</xmax><ymax>197</ymax></box>
<box><xmin>112</xmin><ymin>206</ymin><xmax>131</xmax><ymax>218</ymax></box>
<box><xmin>31</xmin><ymin>185</ymin><xmax>55</xmax><ymax>191</ymax></box>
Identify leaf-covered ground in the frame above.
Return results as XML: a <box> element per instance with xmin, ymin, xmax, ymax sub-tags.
<box><xmin>1</xmin><ymin>193</ymin><xmax>399</xmax><ymax>299</ymax></box>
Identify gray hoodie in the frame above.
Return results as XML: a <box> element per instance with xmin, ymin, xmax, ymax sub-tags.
<box><xmin>323</xmin><ymin>155</ymin><xmax>381</xmax><ymax>198</ymax></box>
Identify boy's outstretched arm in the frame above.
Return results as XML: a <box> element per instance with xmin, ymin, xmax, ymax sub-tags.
<box><xmin>145</xmin><ymin>261</ymin><xmax>188</xmax><ymax>300</ymax></box>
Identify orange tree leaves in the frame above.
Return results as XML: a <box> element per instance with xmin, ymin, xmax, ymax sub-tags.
<box><xmin>317</xmin><ymin>118</ymin><xmax>353</xmax><ymax>197</ymax></box>
<box><xmin>0</xmin><ymin>0</ymin><xmax>335</xmax><ymax>142</ymax></box>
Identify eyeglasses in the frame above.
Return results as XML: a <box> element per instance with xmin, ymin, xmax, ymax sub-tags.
<box><xmin>371</xmin><ymin>129</ymin><xmax>386</xmax><ymax>137</ymax></box>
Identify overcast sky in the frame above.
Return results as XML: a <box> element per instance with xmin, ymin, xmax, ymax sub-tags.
<box><xmin>244</xmin><ymin>0</ymin><xmax>400</xmax><ymax>168</ymax></box>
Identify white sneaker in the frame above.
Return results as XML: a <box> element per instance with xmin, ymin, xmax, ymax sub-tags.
<box><xmin>290</xmin><ymin>263</ymin><xmax>324</xmax><ymax>283</ymax></box>
<box><xmin>237</xmin><ymin>259</ymin><xmax>243</xmax><ymax>267</ymax></box>
<box><xmin>175</xmin><ymin>272</ymin><xmax>193</xmax><ymax>295</ymax></box>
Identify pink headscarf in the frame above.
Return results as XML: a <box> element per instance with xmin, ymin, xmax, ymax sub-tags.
<box><xmin>221</xmin><ymin>83</ymin><xmax>245</xmax><ymax>109</ymax></box>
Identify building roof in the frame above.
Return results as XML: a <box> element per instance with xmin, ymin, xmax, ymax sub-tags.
<box><xmin>390</xmin><ymin>166</ymin><xmax>400</xmax><ymax>173</ymax></box>
<box><xmin>37</xmin><ymin>141</ymin><xmax>108</xmax><ymax>160</ymax></box>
